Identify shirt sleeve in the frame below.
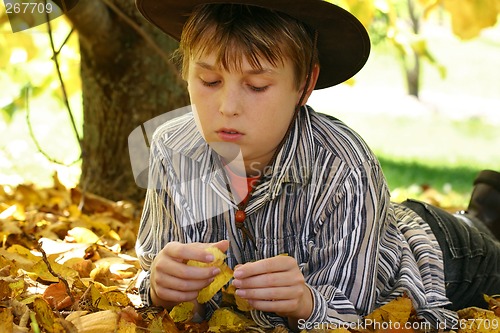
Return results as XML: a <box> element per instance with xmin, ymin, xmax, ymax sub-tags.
<box><xmin>134</xmin><ymin>139</ymin><xmax>189</xmax><ymax>305</ymax></box>
<box><xmin>300</xmin><ymin>159</ymin><xmax>389</xmax><ymax>325</ymax></box>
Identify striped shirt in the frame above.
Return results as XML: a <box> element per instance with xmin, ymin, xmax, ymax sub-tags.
<box><xmin>135</xmin><ymin>105</ymin><xmax>458</xmax><ymax>328</ymax></box>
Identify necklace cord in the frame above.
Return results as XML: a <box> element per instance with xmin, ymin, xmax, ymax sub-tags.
<box><xmin>225</xmin><ymin>29</ymin><xmax>319</xmax><ymax>251</ymax></box>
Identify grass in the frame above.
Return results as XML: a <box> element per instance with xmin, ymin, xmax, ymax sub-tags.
<box><xmin>378</xmin><ymin>157</ymin><xmax>477</xmax><ymax>194</ymax></box>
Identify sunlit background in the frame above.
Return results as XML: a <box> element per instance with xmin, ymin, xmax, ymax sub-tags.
<box><xmin>1</xmin><ymin>2</ymin><xmax>499</xmax><ymax>209</ymax></box>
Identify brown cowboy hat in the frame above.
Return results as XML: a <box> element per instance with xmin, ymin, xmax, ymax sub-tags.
<box><xmin>136</xmin><ymin>0</ymin><xmax>371</xmax><ymax>89</ymax></box>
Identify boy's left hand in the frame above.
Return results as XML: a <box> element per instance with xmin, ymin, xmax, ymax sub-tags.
<box><xmin>231</xmin><ymin>255</ymin><xmax>313</xmax><ymax>321</ymax></box>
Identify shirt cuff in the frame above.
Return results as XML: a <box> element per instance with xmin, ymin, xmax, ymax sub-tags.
<box><xmin>137</xmin><ymin>270</ymin><xmax>153</xmax><ymax>306</ymax></box>
<box><xmin>304</xmin><ymin>283</ymin><xmax>327</xmax><ymax>324</ymax></box>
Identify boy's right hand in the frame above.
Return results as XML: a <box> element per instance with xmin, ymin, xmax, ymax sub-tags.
<box><xmin>150</xmin><ymin>240</ymin><xmax>229</xmax><ymax>309</ymax></box>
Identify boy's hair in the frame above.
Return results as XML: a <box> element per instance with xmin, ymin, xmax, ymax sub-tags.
<box><xmin>175</xmin><ymin>4</ymin><xmax>319</xmax><ymax>90</ymax></box>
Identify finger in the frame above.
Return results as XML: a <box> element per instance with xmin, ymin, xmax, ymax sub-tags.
<box><xmin>154</xmin><ymin>271</ymin><xmax>215</xmax><ymax>292</ymax></box>
<box><xmin>210</xmin><ymin>239</ymin><xmax>230</xmax><ymax>253</ymax></box>
<box><xmin>153</xmin><ymin>284</ymin><xmax>199</xmax><ymax>304</ymax></box>
<box><xmin>234</xmin><ymin>256</ymin><xmax>296</xmax><ymax>278</ymax></box>
<box><xmin>235</xmin><ymin>285</ymin><xmax>298</xmax><ymax>302</ymax></box>
<box><xmin>232</xmin><ymin>270</ymin><xmax>302</xmax><ymax>289</ymax></box>
<box><xmin>156</xmin><ymin>258</ymin><xmax>221</xmax><ymax>280</ymax></box>
<box><xmin>246</xmin><ymin>298</ymin><xmax>300</xmax><ymax>315</ymax></box>
<box><xmin>164</xmin><ymin>242</ymin><xmax>218</xmax><ymax>263</ymax></box>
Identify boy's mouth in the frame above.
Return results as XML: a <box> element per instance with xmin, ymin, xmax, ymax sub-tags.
<box><xmin>217</xmin><ymin>128</ymin><xmax>243</xmax><ymax>141</ymax></box>
<box><xmin>218</xmin><ymin>128</ymin><xmax>242</xmax><ymax>135</ymax></box>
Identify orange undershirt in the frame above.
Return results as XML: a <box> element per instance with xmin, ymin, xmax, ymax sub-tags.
<box><xmin>224</xmin><ymin>165</ymin><xmax>260</xmax><ymax>205</ymax></box>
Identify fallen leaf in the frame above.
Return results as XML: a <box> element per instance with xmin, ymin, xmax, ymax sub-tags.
<box><xmin>65</xmin><ymin>257</ymin><xmax>94</xmax><ymax>278</ymax></box>
<box><xmin>105</xmin><ymin>290</ymin><xmax>132</xmax><ymax>308</ymax></box>
<box><xmin>0</xmin><ymin>307</ymin><xmax>14</xmax><ymax>332</ymax></box>
<box><xmin>30</xmin><ymin>258</ymin><xmax>78</xmax><ymax>283</ymax></box>
<box><xmin>147</xmin><ymin>310</ymin><xmax>180</xmax><ymax>333</ymax></box>
<box><xmin>225</xmin><ymin>284</ymin><xmax>253</xmax><ymax>312</ymax></box>
<box><xmin>68</xmin><ymin>309</ymin><xmax>119</xmax><ymax>333</ymax></box>
<box><xmin>33</xmin><ymin>297</ymin><xmax>67</xmax><ymax>333</ymax></box>
<box><xmin>208</xmin><ymin>308</ymin><xmax>255</xmax><ymax>332</ymax></box>
<box><xmin>43</xmin><ymin>280</ymin><xmax>73</xmax><ymax>310</ymax></box>
<box><xmin>0</xmin><ymin>256</ymin><xmax>18</xmax><ymax>276</ymax></box>
<box><xmin>364</xmin><ymin>296</ymin><xmax>413</xmax><ymax>330</ymax></box>
<box><xmin>117</xmin><ymin>318</ymin><xmax>137</xmax><ymax>333</ymax></box>
<box><xmin>7</xmin><ymin>244</ymin><xmax>40</xmax><ymax>262</ymax></box>
<box><xmin>457</xmin><ymin>306</ymin><xmax>500</xmax><ymax>333</ymax></box>
<box><xmin>67</xmin><ymin>226</ymin><xmax>101</xmax><ymax>244</ymax></box>
<box><xmin>170</xmin><ymin>302</ymin><xmax>195</xmax><ymax>323</ymax></box>
<box><xmin>0</xmin><ymin>276</ymin><xmax>26</xmax><ymax>301</ymax></box>
<box><xmin>90</xmin><ymin>261</ymin><xmax>122</xmax><ymax>286</ymax></box>
<box><xmin>484</xmin><ymin>294</ymin><xmax>500</xmax><ymax>317</ymax></box>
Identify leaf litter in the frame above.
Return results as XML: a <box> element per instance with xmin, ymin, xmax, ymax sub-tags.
<box><xmin>0</xmin><ymin>176</ymin><xmax>499</xmax><ymax>332</ymax></box>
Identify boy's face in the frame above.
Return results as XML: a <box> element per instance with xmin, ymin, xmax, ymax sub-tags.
<box><xmin>187</xmin><ymin>53</ymin><xmax>306</xmax><ymax>175</ymax></box>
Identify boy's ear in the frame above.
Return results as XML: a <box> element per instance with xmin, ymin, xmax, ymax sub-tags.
<box><xmin>299</xmin><ymin>64</ymin><xmax>320</xmax><ymax>106</ymax></box>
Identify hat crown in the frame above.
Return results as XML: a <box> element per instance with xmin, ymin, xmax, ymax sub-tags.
<box><xmin>136</xmin><ymin>0</ymin><xmax>371</xmax><ymax>89</ymax></box>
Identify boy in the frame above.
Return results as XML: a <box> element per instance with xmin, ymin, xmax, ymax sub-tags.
<box><xmin>134</xmin><ymin>0</ymin><xmax>500</xmax><ymax>331</ymax></box>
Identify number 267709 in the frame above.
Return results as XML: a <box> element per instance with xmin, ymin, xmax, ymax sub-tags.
<box><xmin>5</xmin><ymin>2</ymin><xmax>53</xmax><ymax>14</ymax></box>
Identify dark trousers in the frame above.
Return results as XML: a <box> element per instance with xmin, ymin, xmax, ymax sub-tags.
<box><xmin>402</xmin><ymin>199</ymin><xmax>500</xmax><ymax>310</ymax></box>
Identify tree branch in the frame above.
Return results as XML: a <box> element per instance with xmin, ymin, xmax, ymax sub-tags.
<box><xmin>100</xmin><ymin>0</ymin><xmax>185</xmax><ymax>87</ymax></box>
<box><xmin>52</xmin><ymin>0</ymin><xmax>114</xmax><ymax>44</ymax></box>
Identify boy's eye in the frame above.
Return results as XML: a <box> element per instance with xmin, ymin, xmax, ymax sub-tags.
<box><xmin>249</xmin><ymin>85</ymin><xmax>269</xmax><ymax>92</ymax></box>
<box><xmin>201</xmin><ymin>79</ymin><xmax>220</xmax><ymax>87</ymax></box>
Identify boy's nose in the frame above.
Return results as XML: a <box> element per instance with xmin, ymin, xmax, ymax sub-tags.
<box><xmin>218</xmin><ymin>86</ymin><xmax>242</xmax><ymax>117</ymax></box>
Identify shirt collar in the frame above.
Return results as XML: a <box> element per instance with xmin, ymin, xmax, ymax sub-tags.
<box><xmin>163</xmin><ymin>105</ymin><xmax>316</xmax><ymax>198</ymax></box>
<box><xmin>258</xmin><ymin>105</ymin><xmax>315</xmax><ymax>201</ymax></box>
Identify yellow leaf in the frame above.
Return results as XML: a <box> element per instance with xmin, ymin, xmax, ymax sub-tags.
<box><xmin>84</xmin><ymin>281</ymin><xmax>129</xmax><ymax>310</ymax></box>
<box><xmin>33</xmin><ymin>297</ymin><xmax>66</xmax><ymax>333</ymax></box>
<box><xmin>67</xmin><ymin>227</ymin><xmax>101</xmax><ymax>244</ymax></box>
<box><xmin>364</xmin><ymin>295</ymin><xmax>413</xmax><ymax>327</ymax></box>
<box><xmin>91</xmin><ymin>280</ymin><xmax>120</xmax><ymax>293</ymax></box>
<box><xmin>443</xmin><ymin>0</ymin><xmax>499</xmax><ymax>40</ymax></box>
<box><xmin>344</xmin><ymin>0</ymin><xmax>376</xmax><ymax>27</ymax></box>
<box><xmin>88</xmin><ymin>282</ymin><xmax>120</xmax><ymax>311</ymax></box>
<box><xmin>0</xmin><ymin>308</ymin><xmax>13</xmax><ymax>332</ymax></box>
<box><xmin>117</xmin><ymin>319</ymin><xmax>137</xmax><ymax>333</ymax></box>
<box><xmin>90</xmin><ymin>261</ymin><xmax>122</xmax><ymax>286</ymax></box>
<box><xmin>105</xmin><ymin>290</ymin><xmax>132</xmax><ymax>308</ymax></box>
<box><xmin>147</xmin><ymin>315</ymin><xmax>164</xmax><ymax>333</ymax></box>
<box><xmin>67</xmin><ymin>204</ymin><xmax>81</xmax><ymax>218</ymax></box>
<box><xmin>457</xmin><ymin>306</ymin><xmax>500</xmax><ymax>333</ymax></box>
<box><xmin>0</xmin><ymin>220</ymin><xmax>23</xmax><ymax>243</ymax></box>
<box><xmin>8</xmin><ymin>277</ymin><xmax>26</xmax><ymax>299</ymax></box>
<box><xmin>0</xmin><ymin>255</ymin><xmax>18</xmax><ymax>276</ymax></box>
<box><xmin>30</xmin><ymin>259</ymin><xmax>78</xmax><ymax>283</ymax></box>
<box><xmin>484</xmin><ymin>294</ymin><xmax>500</xmax><ymax>316</ymax></box>
<box><xmin>7</xmin><ymin>244</ymin><xmax>39</xmax><ymax>262</ymax></box>
<box><xmin>198</xmin><ymin>264</ymin><xmax>233</xmax><ymax>304</ymax></box>
<box><xmin>0</xmin><ymin>279</ymin><xmax>13</xmax><ymax>301</ymax></box>
<box><xmin>225</xmin><ymin>284</ymin><xmax>253</xmax><ymax>312</ymax></box>
<box><xmin>170</xmin><ymin>302</ymin><xmax>195</xmax><ymax>323</ymax></box>
<box><xmin>185</xmin><ymin>247</ymin><xmax>232</xmax><ymax>303</ymax></box>
<box><xmin>208</xmin><ymin>308</ymin><xmax>255</xmax><ymax>331</ymax></box>
<box><xmin>147</xmin><ymin>310</ymin><xmax>180</xmax><ymax>333</ymax></box>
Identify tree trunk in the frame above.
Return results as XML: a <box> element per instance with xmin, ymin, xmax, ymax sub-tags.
<box><xmin>405</xmin><ymin>52</ymin><xmax>420</xmax><ymax>98</ymax></box>
<box><xmin>406</xmin><ymin>0</ymin><xmax>421</xmax><ymax>98</ymax></box>
<box><xmin>61</xmin><ymin>0</ymin><xmax>189</xmax><ymax>202</ymax></box>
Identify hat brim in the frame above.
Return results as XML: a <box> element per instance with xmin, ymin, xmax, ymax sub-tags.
<box><xmin>136</xmin><ymin>0</ymin><xmax>371</xmax><ymax>89</ymax></box>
